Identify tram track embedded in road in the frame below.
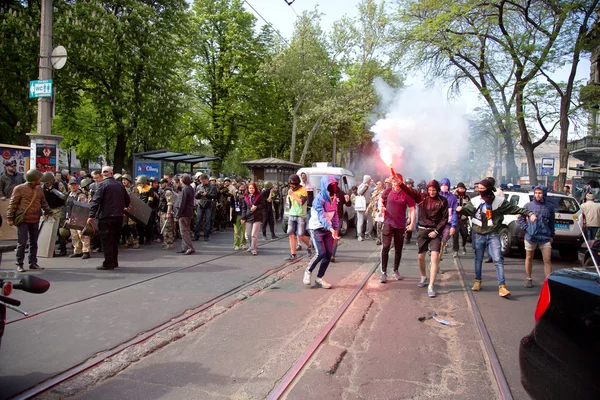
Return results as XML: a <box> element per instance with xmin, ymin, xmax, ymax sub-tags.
<box><xmin>11</xmin><ymin>247</ymin><xmax>309</xmax><ymax>400</ymax></box>
<box><xmin>454</xmin><ymin>256</ymin><xmax>514</xmax><ymax>400</ymax></box>
<box><xmin>7</xmin><ymin>238</ymin><xmax>288</xmax><ymax>325</ymax></box>
<box><xmin>267</xmin><ymin>260</ymin><xmax>380</xmax><ymax>400</ymax></box>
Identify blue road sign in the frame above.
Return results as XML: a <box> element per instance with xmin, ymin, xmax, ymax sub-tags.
<box><xmin>29</xmin><ymin>80</ymin><xmax>53</xmax><ymax>98</ymax></box>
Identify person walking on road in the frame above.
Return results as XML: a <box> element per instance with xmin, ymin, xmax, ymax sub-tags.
<box><xmin>284</xmin><ymin>174</ymin><xmax>312</xmax><ymax>261</ymax></box>
<box><xmin>457</xmin><ymin>179</ymin><xmax>536</xmax><ymax>297</ymax></box>
<box><xmin>242</xmin><ymin>182</ymin><xmax>264</xmax><ymax>256</ymax></box>
<box><xmin>232</xmin><ymin>183</ymin><xmax>247</xmax><ymax>250</ymax></box>
<box><xmin>581</xmin><ymin>193</ymin><xmax>600</xmax><ymax>240</ymax></box>
<box><xmin>6</xmin><ymin>169</ymin><xmax>51</xmax><ymax>272</ymax></box>
<box><xmin>379</xmin><ymin>177</ymin><xmax>416</xmax><ymax>283</ymax></box>
<box><xmin>356</xmin><ymin>175</ymin><xmax>374</xmax><ymax>241</ymax></box>
<box><xmin>331</xmin><ymin>177</ymin><xmax>352</xmax><ymax>263</ymax></box>
<box><xmin>439</xmin><ymin>178</ymin><xmax>458</xmax><ymax>259</ymax></box>
<box><xmin>453</xmin><ymin>182</ymin><xmax>470</xmax><ymax>255</ymax></box>
<box><xmin>194</xmin><ymin>174</ymin><xmax>217</xmax><ymax>242</ymax></box>
<box><xmin>88</xmin><ymin>166</ymin><xmax>130</xmax><ymax>270</ymax></box>
<box><xmin>304</xmin><ymin>175</ymin><xmax>340</xmax><ymax>289</ymax></box>
<box><xmin>175</xmin><ymin>174</ymin><xmax>196</xmax><ymax>255</ymax></box>
<box><xmin>261</xmin><ymin>181</ymin><xmax>278</xmax><ymax>240</ymax></box>
<box><xmin>158</xmin><ymin>179</ymin><xmax>175</xmax><ymax>250</ymax></box>
<box><xmin>400</xmin><ymin>178</ymin><xmax>448</xmax><ymax>298</ymax></box>
<box><xmin>518</xmin><ymin>185</ymin><xmax>555</xmax><ymax>287</ymax></box>
<box><xmin>66</xmin><ymin>178</ymin><xmax>91</xmax><ymax>259</ymax></box>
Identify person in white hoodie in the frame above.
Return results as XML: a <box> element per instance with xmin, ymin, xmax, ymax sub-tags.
<box><xmin>356</xmin><ymin>175</ymin><xmax>374</xmax><ymax>241</ymax></box>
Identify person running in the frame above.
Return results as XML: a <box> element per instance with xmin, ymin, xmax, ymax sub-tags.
<box><xmin>304</xmin><ymin>175</ymin><xmax>340</xmax><ymax>289</ymax></box>
<box><xmin>285</xmin><ymin>174</ymin><xmax>312</xmax><ymax>261</ymax></box>
<box><xmin>518</xmin><ymin>185</ymin><xmax>555</xmax><ymax>287</ymax></box>
<box><xmin>439</xmin><ymin>178</ymin><xmax>458</xmax><ymax>259</ymax></box>
<box><xmin>400</xmin><ymin>178</ymin><xmax>448</xmax><ymax>297</ymax></box>
<box><xmin>457</xmin><ymin>179</ymin><xmax>536</xmax><ymax>297</ymax></box>
<box><xmin>453</xmin><ymin>182</ymin><xmax>470</xmax><ymax>255</ymax></box>
<box><xmin>379</xmin><ymin>177</ymin><xmax>416</xmax><ymax>283</ymax></box>
<box><xmin>242</xmin><ymin>182</ymin><xmax>264</xmax><ymax>256</ymax></box>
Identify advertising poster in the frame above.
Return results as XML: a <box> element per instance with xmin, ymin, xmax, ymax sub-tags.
<box><xmin>136</xmin><ymin>161</ymin><xmax>161</xmax><ymax>179</ymax></box>
<box><xmin>35</xmin><ymin>143</ymin><xmax>57</xmax><ymax>173</ymax></box>
<box><xmin>0</xmin><ymin>145</ymin><xmax>30</xmax><ymax>175</ymax></box>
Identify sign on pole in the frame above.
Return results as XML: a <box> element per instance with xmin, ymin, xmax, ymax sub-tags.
<box><xmin>29</xmin><ymin>80</ymin><xmax>53</xmax><ymax>99</ymax></box>
<box><xmin>541</xmin><ymin>158</ymin><xmax>554</xmax><ymax>176</ymax></box>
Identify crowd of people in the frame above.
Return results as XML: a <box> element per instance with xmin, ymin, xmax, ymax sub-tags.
<box><xmin>0</xmin><ymin>158</ymin><xmax>591</xmax><ymax>297</ymax></box>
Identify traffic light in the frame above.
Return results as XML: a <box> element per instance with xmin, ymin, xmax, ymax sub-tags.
<box><xmin>469</xmin><ymin>150</ymin><xmax>474</xmax><ymax>163</ymax></box>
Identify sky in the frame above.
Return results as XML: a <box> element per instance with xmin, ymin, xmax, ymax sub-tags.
<box><xmin>242</xmin><ymin>0</ymin><xmax>592</xmax><ymax>115</ymax></box>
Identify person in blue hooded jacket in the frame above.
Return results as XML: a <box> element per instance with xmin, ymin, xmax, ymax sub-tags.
<box><xmin>304</xmin><ymin>175</ymin><xmax>340</xmax><ymax>289</ymax></box>
<box><xmin>439</xmin><ymin>178</ymin><xmax>458</xmax><ymax>258</ymax></box>
<box><xmin>518</xmin><ymin>185</ymin><xmax>555</xmax><ymax>287</ymax></box>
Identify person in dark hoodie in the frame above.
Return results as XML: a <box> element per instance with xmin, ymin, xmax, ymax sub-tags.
<box><xmin>518</xmin><ymin>185</ymin><xmax>555</xmax><ymax>287</ymax></box>
<box><xmin>439</xmin><ymin>178</ymin><xmax>458</xmax><ymax>259</ymax></box>
<box><xmin>457</xmin><ymin>179</ymin><xmax>536</xmax><ymax>297</ymax></box>
<box><xmin>242</xmin><ymin>182</ymin><xmax>265</xmax><ymax>256</ymax></box>
<box><xmin>331</xmin><ymin>176</ymin><xmax>352</xmax><ymax>263</ymax></box>
<box><xmin>453</xmin><ymin>182</ymin><xmax>471</xmax><ymax>255</ymax></box>
<box><xmin>304</xmin><ymin>175</ymin><xmax>340</xmax><ymax>289</ymax></box>
<box><xmin>399</xmin><ymin>177</ymin><xmax>448</xmax><ymax>298</ymax></box>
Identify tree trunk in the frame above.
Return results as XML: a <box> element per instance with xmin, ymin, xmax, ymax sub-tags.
<box><xmin>113</xmin><ymin>132</ymin><xmax>127</xmax><ymax>174</ymax></box>
<box><xmin>299</xmin><ymin>114</ymin><xmax>325</xmax><ymax>165</ymax></box>
<box><xmin>515</xmin><ymin>81</ymin><xmax>539</xmax><ymax>185</ymax></box>
<box><xmin>289</xmin><ymin>95</ymin><xmax>304</xmax><ymax>163</ymax></box>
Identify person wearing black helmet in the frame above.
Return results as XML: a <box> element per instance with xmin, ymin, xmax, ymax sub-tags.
<box><xmin>284</xmin><ymin>174</ymin><xmax>312</xmax><ymax>261</ymax></box>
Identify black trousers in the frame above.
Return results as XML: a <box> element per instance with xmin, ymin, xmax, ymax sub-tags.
<box><xmin>262</xmin><ymin>207</ymin><xmax>275</xmax><ymax>237</ymax></box>
<box><xmin>381</xmin><ymin>224</ymin><xmax>405</xmax><ymax>273</ymax></box>
<box><xmin>99</xmin><ymin>216</ymin><xmax>123</xmax><ymax>268</ymax></box>
<box><xmin>452</xmin><ymin>219</ymin><xmax>469</xmax><ymax>251</ymax></box>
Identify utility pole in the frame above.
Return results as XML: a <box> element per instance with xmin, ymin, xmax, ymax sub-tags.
<box><xmin>332</xmin><ymin>130</ymin><xmax>337</xmax><ymax>165</ymax></box>
<box><xmin>37</xmin><ymin>0</ymin><xmax>53</xmax><ymax>136</ymax></box>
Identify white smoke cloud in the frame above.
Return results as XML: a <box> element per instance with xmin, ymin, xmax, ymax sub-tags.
<box><xmin>369</xmin><ymin>78</ymin><xmax>470</xmax><ymax>183</ymax></box>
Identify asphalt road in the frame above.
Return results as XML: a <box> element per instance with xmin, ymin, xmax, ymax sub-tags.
<box><xmin>0</xmin><ymin>225</ymin><xmax>582</xmax><ymax>400</ymax></box>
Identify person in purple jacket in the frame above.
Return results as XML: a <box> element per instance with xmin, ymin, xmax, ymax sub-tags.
<box><xmin>379</xmin><ymin>177</ymin><xmax>416</xmax><ymax>283</ymax></box>
<box><xmin>303</xmin><ymin>175</ymin><xmax>340</xmax><ymax>289</ymax></box>
<box><xmin>439</xmin><ymin>178</ymin><xmax>458</xmax><ymax>259</ymax></box>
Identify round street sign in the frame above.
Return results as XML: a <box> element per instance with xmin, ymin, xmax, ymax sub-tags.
<box><xmin>51</xmin><ymin>45</ymin><xmax>68</xmax><ymax>70</ymax></box>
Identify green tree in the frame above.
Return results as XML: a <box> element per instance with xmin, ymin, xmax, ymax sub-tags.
<box><xmin>0</xmin><ymin>1</ymin><xmax>40</xmax><ymax>145</ymax></box>
<box><xmin>53</xmin><ymin>0</ymin><xmax>190</xmax><ymax>173</ymax></box>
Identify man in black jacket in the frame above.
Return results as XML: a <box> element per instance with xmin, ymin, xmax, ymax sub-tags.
<box><xmin>176</xmin><ymin>174</ymin><xmax>196</xmax><ymax>255</ymax></box>
<box><xmin>88</xmin><ymin>166</ymin><xmax>130</xmax><ymax>270</ymax></box>
<box><xmin>331</xmin><ymin>180</ymin><xmax>352</xmax><ymax>262</ymax></box>
<box><xmin>194</xmin><ymin>174</ymin><xmax>217</xmax><ymax>242</ymax></box>
<box><xmin>400</xmin><ymin>177</ymin><xmax>448</xmax><ymax>298</ymax></box>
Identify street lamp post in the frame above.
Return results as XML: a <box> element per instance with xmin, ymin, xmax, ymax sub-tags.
<box><xmin>37</xmin><ymin>0</ymin><xmax>53</xmax><ymax>136</ymax></box>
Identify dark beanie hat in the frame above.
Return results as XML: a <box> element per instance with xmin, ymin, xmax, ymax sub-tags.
<box><xmin>478</xmin><ymin>179</ymin><xmax>493</xmax><ymax>190</ymax></box>
<box><xmin>457</xmin><ymin>182</ymin><xmax>466</xmax><ymax>189</ymax></box>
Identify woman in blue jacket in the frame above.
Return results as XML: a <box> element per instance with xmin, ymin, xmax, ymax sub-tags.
<box><xmin>304</xmin><ymin>175</ymin><xmax>340</xmax><ymax>289</ymax></box>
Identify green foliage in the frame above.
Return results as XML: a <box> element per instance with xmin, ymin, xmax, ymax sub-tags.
<box><xmin>0</xmin><ymin>2</ymin><xmax>40</xmax><ymax>145</ymax></box>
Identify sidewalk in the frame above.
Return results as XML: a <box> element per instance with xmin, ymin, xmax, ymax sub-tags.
<box><xmin>43</xmin><ymin>241</ymin><xmax>499</xmax><ymax>400</ymax></box>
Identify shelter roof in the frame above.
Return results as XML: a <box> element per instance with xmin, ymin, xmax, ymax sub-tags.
<box><xmin>134</xmin><ymin>150</ymin><xmax>218</xmax><ymax>164</ymax></box>
<box><xmin>241</xmin><ymin>157</ymin><xmax>303</xmax><ymax>169</ymax></box>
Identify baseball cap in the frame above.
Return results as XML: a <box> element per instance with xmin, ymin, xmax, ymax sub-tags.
<box><xmin>4</xmin><ymin>160</ymin><xmax>16</xmax><ymax>167</ymax></box>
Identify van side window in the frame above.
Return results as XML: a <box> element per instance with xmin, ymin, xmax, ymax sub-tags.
<box><xmin>510</xmin><ymin>195</ymin><xmax>520</xmax><ymax>206</ymax></box>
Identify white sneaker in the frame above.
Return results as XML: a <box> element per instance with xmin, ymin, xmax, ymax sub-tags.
<box><xmin>452</xmin><ymin>251</ymin><xmax>458</xmax><ymax>258</ymax></box>
<box><xmin>315</xmin><ymin>277</ymin><xmax>332</xmax><ymax>289</ymax></box>
<box><xmin>234</xmin><ymin>246</ymin><xmax>240</xmax><ymax>250</ymax></box>
<box><xmin>461</xmin><ymin>247</ymin><xmax>467</xmax><ymax>255</ymax></box>
<box><xmin>303</xmin><ymin>269</ymin><xmax>312</xmax><ymax>285</ymax></box>
<box><xmin>358</xmin><ymin>236</ymin><xmax>364</xmax><ymax>242</ymax></box>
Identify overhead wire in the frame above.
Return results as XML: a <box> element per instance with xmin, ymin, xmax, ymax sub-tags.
<box><xmin>243</xmin><ymin>0</ymin><xmax>290</xmax><ymax>47</ymax></box>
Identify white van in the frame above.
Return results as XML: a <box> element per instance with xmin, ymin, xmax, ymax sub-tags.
<box><xmin>282</xmin><ymin>163</ymin><xmax>357</xmax><ymax>236</ymax></box>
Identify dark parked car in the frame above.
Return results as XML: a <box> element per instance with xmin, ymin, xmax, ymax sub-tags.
<box><xmin>519</xmin><ymin>269</ymin><xmax>600</xmax><ymax>399</ymax></box>
<box><xmin>578</xmin><ymin>239</ymin><xmax>600</xmax><ymax>267</ymax></box>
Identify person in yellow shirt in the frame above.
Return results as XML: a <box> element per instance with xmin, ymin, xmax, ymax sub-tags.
<box><xmin>284</xmin><ymin>174</ymin><xmax>312</xmax><ymax>261</ymax></box>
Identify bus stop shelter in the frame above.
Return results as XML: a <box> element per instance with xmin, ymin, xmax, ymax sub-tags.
<box><xmin>133</xmin><ymin>150</ymin><xmax>219</xmax><ymax>179</ymax></box>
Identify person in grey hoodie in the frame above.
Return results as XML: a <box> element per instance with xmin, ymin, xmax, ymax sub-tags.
<box><xmin>518</xmin><ymin>185</ymin><xmax>555</xmax><ymax>287</ymax></box>
<box><xmin>356</xmin><ymin>175</ymin><xmax>374</xmax><ymax>241</ymax></box>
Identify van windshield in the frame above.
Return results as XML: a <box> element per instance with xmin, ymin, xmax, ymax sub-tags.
<box><xmin>528</xmin><ymin>195</ymin><xmax>580</xmax><ymax>213</ymax></box>
<box><xmin>307</xmin><ymin>174</ymin><xmax>340</xmax><ymax>192</ymax></box>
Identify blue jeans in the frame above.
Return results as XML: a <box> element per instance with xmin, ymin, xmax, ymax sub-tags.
<box><xmin>308</xmin><ymin>229</ymin><xmax>334</xmax><ymax>278</ymax></box>
<box><xmin>587</xmin><ymin>227</ymin><xmax>599</xmax><ymax>241</ymax></box>
<box><xmin>194</xmin><ymin>206</ymin><xmax>212</xmax><ymax>239</ymax></box>
<box><xmin>473</xmin><ymin>233</ymin><xmax>505</xmax><ymax>285</ymax></box>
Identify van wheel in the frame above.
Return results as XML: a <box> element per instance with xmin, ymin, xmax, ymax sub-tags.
<box><xmin>559</xmin><ymin>248</ymin><xmax>578</xmax><ymax>262</ymax></box>
<box><xmin>339</xmin><ymin>215</ymin><xmax>348</xmax><ymax>237</ymax></box>
<box><xmin>499</xmin><ymin>227</ymin><xmax>512</xmax><ymax>256</ymax></box>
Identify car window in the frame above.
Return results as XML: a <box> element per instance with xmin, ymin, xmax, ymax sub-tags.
<box><xmin>527</xmin><ymin>195</ymin><xmax>580</xmax><ymax>213</ymax></box>
<box><xmin>510</xmin><ymin>195</ymin><xmax>520</xmax><ymax>205</ymax></box>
